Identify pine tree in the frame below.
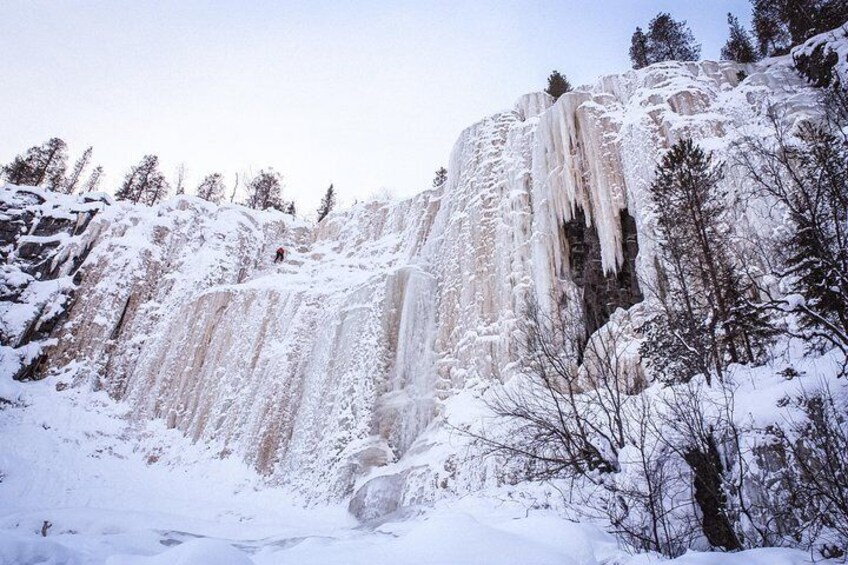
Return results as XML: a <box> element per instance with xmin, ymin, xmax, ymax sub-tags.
<box><xmin>63</xmin><ymin>146</ymin><xmax>92</xmax><ymax>194</ymax></box>
<box><xmin>721</xmin><ymin>13</ymin><xmax>759</xmax><ymax>64</ymax></box>
<box><xmin>2</xmin><ymin>138</ymin><xmax>68</xmax><ymax>190</ymax></box>
<box><xmin>116</xmin><ymin>155</ymin><xmax>170</xmax><ymax>205</ymax></box>
<box><xmin>432</xmin><ymin>167</ymin><xmax>448</xmax><ymax>189</ymax></box>
<box><xmin>784</xmin><ymin>122</ymin><xmax>848</xmax><ymax>341</ymax></box>
<box><xmin>739</xmin><ymin>87</ymin><xmax>848</xmax><ymax>354</ymax></box>
<box><xmin>642</xmin><ymin>139</ymin><xmax>773</xmax><ymax>383</ymax></box>
<box><xmin>316</xmin><ymin>184</ymin><xmax>336</xmax><ymax>222</ymax></box>
<box><xmin>629</xmin><ymin>27</ymin><xmax>650</xmax><ymax>69</ymax></box>
<box><xmin>752</xmin><ymin>0</ymin><xmax>791</xmax><ymax>57</ymax></box>
<box><xmin>752</xmin><ymin>0</ymin><xmax>848</xmax><ymax>57</ymax></box>
<box><xmin>82</xmin><ymin>165</ymin><xmax>103</xmax><ymax>193</ymax></box>
<box><xmin>245</xmin><ymin>169</ymin><xmax>284</xmax><ymax>210</ymax></box>
<box><xmin>544</xmin><ymin>71</ymin><xmax>572</xmax><ymax>100</ymax></box>
<box><xmin>645</xmin><ymin>13</ymin><xmax>701</xmax><ymax>64</ymax></box>
<box><xmin>196</xmin><ymin>172</ymin><xmax>225</xmax><ymax>204</ymax></box>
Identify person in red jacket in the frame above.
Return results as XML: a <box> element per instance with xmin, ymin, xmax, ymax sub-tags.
<box><xmin>274</xmin><ymin>247</ymin><xmax>286</xmax><ymax>263</ymax></box>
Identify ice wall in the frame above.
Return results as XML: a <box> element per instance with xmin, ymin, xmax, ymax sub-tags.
<box><xmin>7</xmin><ymin>53</ymin><xmax>818</xmax><ymax>512</ymax></box>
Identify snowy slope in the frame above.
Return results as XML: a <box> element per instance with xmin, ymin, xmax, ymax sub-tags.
<box><xmin>0</xmin><ymin>370</ymin><xmax>818</xmax><ymax>564</ymax></box>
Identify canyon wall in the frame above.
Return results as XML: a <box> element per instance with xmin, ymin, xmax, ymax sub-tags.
<box><xmin>0</xmin><ymin>53</ymin><xmax>818</xmax><ymax>513</ymax></box>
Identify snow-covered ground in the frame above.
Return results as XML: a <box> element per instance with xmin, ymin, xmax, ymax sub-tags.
<box><xmin>0</xmin><ymin>363</ymin><xmax>825</xmax><ymax>564</ymax></box>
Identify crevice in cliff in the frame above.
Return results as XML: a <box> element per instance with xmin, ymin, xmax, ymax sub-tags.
<box><xmin>563</xmin><ymin>208</ymin><xmax>643</xmax><ymax>340</ymax></box>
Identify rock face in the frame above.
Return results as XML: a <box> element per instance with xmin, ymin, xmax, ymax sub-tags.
<box><xmin>0</xmin><ymin>188</ymin><xmax>107</xmax><ymax>380</ymax></box>
<box><xmin>0</xmin><ymin>55</ymin><xmax>818</xmax><ymax>515</ymax></box>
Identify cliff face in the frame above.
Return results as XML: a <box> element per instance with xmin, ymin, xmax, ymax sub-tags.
<box><xmin>0</xmin><ymin>54</ymin><xmax>818</xmax><ymax>510</ymax></box>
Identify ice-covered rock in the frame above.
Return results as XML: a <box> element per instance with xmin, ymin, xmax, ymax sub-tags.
<box><xmin>0</xmin><ymin>49</ymin><xmax>822</xmax><ymax>516</ymax></box>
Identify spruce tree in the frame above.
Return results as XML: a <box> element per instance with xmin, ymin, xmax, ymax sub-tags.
<box><xmin>196</xmin><ymin>172</ymin><xmax>225</xmax><ymax>204</ymax></box>
<box><xmin>2</xmin><ymin>138</ymin><xmax>68</xmax><ymax>190</ymax></box>
<box><xmin>316</xmin><ymin>184</ymin><xmax>336</xmax><ymax>222</ymax></box>
<box><xmin>63</xmin><ymin>146</ymin><xmax>92</xmax><ymax>194</ymax></box>
<box><xmin>784</xmin><ymin>123</ymin><xmax>848</xmax><ymax>341</ymax></box>
<box><xmin>629</xmin><ymin>27</ymin><xmax>650</xmax><ymax>69</ymax></box>
<box><xmin>752</xmin><ymin>0</ymin><xmax>791</xmax><ymax>57</ymax></box>
<box><xmin>116</xmin><ymin>155</ymin><xmax>170</xmax><ymax>205</ymax></box>
<box><xmin>721</xmin><ymin>13</ymin><xmax>759</xmax><ymax>64</ymax></box>
<box><xmin>544</xmin><ymin>71</ymin><xmax>572</xmax><ymax>100</ymax></box>
<box><xmin>245</xmin><ymin>169</ymin><xmax>284</xmax><ymax>210</ymax></box>
<box><xmin>432</xmin><ymin>167</ymin><xmax>448</xmax><ymax>189</ymax></box>
<box><xmin>82</xmin><ymin>166</ymin><xmax>103</xmax><ymax>193</ymax></box>
<box><xmin>642</xmin><ymin>139</ymin><xmax>773</xmax><ymax>383</ymax></box>
<box><xmin>752</xmin><ymin>0</ymin><xmax>848</xmax><ymax>57</ymax></box>
<box><xmin>645</xmin><ymin>13</ymin><xmax>701</xmax><ymax>64</ymax></box>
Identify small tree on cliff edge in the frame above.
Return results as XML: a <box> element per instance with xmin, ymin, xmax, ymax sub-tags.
<box><xmin>630</xmin><ymin>27</ymin><xmax>650</xmax><ymax>69</ymax></box>
<box><xmin>721</xmin><ymin>13</ymin><xmax>759</xmax><ymax>64</ymax></box>
<box><xmin>630</xmin><ymin>13</ymin><xmax>700</xmax><ymax>68</ymax></box>
<box><xmin>245</xmin><ymin>169</ymin><xmax>284</xmax><ymax>211</ymax></box>
<box><xmin>2</xmin><ymin>137</ymin><xmax>68</xmax><ymax>190</ymax></box>
<box><xmin>544</xmin><ymin>71</ymin><xmax>572</xmax><ymax>100</ymax></box>
<box><xmin>115</xmin><ymin>155</ymin><xmax>170</xmax><ymax>206</ymax></box>
<box><xmin>317</xmin><ymin>184</ymin><xmax>336</xmax><ymax>222</ymax></box>
<box><xmin>196</xmin><ymin>172</ymin><xmax>226</xmax><ymax>204</ymax></box>
<box><xmin>318</xmin><ymin>184</ymin><xmax>336</xmax><ymax>222</ymax></box>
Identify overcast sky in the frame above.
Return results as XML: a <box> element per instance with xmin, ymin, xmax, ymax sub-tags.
<box><xmin>1</xmin><ymin>0</ymin><xmax>752</xmax><ymax>213</ymax></box>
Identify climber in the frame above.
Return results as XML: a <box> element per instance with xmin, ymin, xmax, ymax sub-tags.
<box><xmin>274</xmin><ymin>246</ymin><xmax>286</xmax><ymax>263</ymax></box>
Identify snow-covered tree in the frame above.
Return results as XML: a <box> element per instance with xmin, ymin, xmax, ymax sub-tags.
<box><xmin>116</xmin><ymin>155</ymin><xmax>170</xmax><ymax>206</ymax></box>
<box><xmin>245</xmin><ymin>169</ymin><xmax>284</xmax><ymax>210</ymax></box>
<box><xmin>721</xmin><ymin>13</ymin><xmax>759</xmax><ymax>64</ymax></box>
<box><xmin>2</xmin><ymin>138</ymin><xmax>68</xmax><ymax>190</ymax></box>
<box><xmin>739</xmin><ymin>89</ymin><xmax>848</xmax><ymax>356</ymax></box>
<box><xmin>316</xmin><ymin>184</ymin><xmax>336</xmax><ymax>222</ymax></box>
<box><xmin>196</xmin><ymin>172</ymin><xmax>226</xmax><ymax>204</ymax></box>
<box><xmin>82</xmin><ymin>165</ymin><xmax>103</xmax><ymax>193</ymax></box>
<box><xmin>544</xmin><ymin>70</ymin><xmax>572</xmax><ymax>100</ymax></box>
<box><xmin>174</xmin><ymin>163</ymin><xmax>187</xmax><ymax>196</ymax></box>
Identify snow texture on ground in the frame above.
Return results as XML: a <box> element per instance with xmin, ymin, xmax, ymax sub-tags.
<box><xmin>0</xmin><ymin>372</ymin><xmax>820</xmax><ymax>564</ymax></box>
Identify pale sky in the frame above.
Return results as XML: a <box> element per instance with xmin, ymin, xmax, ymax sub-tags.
<box><xmin>1</xmin><ymin>0</ymin><xmax>752</xmax><ymax>214</ymax></box>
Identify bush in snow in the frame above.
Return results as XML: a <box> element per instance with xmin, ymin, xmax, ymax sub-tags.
<box><xmin>432</xmin><ymin>167</ymin><xmax>448</xmax><ymax>189</ymax></box>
